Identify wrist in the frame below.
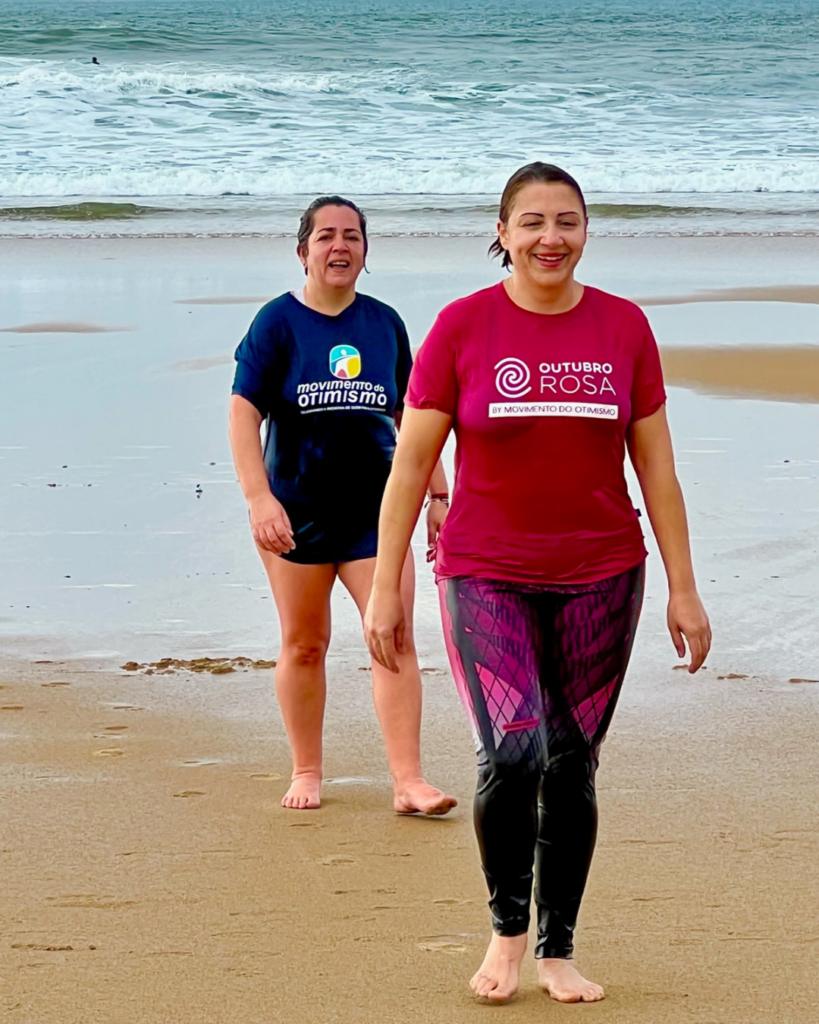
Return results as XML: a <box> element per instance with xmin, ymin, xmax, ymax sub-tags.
<box><xmin>246</xmin><ymin>488</ymin><xmax>275</xmax><ymax>506</ymax></box>
<box><xmin>669</xmin><ymin>581</ymin><xmax>698</xmax><ymax>598</ymax></box>
<box><xmin>372</xmin><ymin>569</ymin><xmax>402</xmax><ymax>594</ymax></box>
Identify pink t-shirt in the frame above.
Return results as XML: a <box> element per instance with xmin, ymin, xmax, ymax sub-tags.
<box><xmin>406</xmin><ymin>282</ymin><xmax>666</xmax><ymax>585</ymax></box>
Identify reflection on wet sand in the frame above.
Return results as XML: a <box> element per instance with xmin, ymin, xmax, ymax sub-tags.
<box><xmin>175</xmin><ymin>296</ymin><xmax>270</xmax><ymax>305</ymax></box>
<box><xmin>661</xmin><ymin>345</ymin><xmax>819</xmax><ymax>402</ymax></box>
<box><xmin>0</xmin><ymin>321</ymin><xmax>133</xmax><ymax>333</ymax></box>
<box><xmin>172</xmin><ymin>355</ymin><xmax>232</xmax><ymax>372</ymax></box>
<box><xmin>637</xmin><ymin>284</ymin><xmax>819</xmax><ymax>306</ymax></box>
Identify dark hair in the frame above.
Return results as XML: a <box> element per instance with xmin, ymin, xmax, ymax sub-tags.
<box><xmin>488</xmin><ymin>162</ymin><xmax>587</xmax><ymax>270</ymax></box>
<box><xmin>297</xmin><ymin>195</ymin><xmax>368</xmax><ymax>260</ymax></box>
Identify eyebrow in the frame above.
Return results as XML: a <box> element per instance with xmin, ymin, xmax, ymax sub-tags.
<box><xmin>519</xmin><ymin>210</ymin><xmax>580</xmax><ymax>218</ymax></box>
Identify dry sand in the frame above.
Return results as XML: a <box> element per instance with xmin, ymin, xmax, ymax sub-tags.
<box><xmin>3</xmin><ymin>655</ymin><xmax>819</xmax><ymax>1024</ymax></box>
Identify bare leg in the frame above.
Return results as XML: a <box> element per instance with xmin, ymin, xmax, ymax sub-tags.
<box><xmin>338</xmin><ymin>552</ymin><xmax>456</xmax><ymax>815</ymax></box>
<box><xmin>259</xmin><ymin>550</ymin><xmax>336</xmax><ymax>809</ymax></box>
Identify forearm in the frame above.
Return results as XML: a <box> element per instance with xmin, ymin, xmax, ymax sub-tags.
<box><xmin>375</xmin><ymin>449</ymin><xmax>437</xmax><ymax>591</ymax></box>
<box><xmin>228</xmin><ymin>398</ymin><xmax>271</xmax><ymax>503</ymax></box>
<box><xmin>638</xmin><ymin>468</ymin><xmax>697</xmax><ymax>594</ymax></box>
<box><xmin>427</xmin><ymin>459</ymin><xmax>448</xmax><ymax>497</ymax></box>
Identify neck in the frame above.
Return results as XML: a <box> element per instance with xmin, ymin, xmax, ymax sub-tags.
<box><xmin>504</xmin><ymin>274</ymin><xmax>583</xmax><ymax>315</ymax></box>
<box><xmin>302</xmin><ymin>279</ymin><xmax>356</xmax><ymax>316</ymax></box>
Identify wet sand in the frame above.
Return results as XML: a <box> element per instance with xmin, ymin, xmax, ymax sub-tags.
<box><xmin>3</xmin><ymin>655</ymin><xmax>819</xmax><ymax>1023</ymax></box>
<box><xmin>662</xmin><ymin>346</ymin><xmax>819</xmax><ymax>402</ymax></box>
<box><xmin>2</xmin><ymin>234</ymin><xmax>819</xmax><ymax>1020</ymax></box>
<box><xmin>636</xmin><ymin>283</ymin><xmax>819</xmax><ymax>306</ymax></box>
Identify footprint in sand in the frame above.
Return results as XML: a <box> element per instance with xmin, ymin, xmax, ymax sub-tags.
<box><xmin>93</xmin><ymin>748</ymin><xmax>124</xmax><ymax>757</ymax></box>
<box><xmin>46</xmin><ymin>895</ymin><xmax>135</xmax><ymax>910</ymax></box>
<box><xmin>249</xmin><ymin>772</ymin><xmax>282</xmax><ymax>780</ymax></box>
<box><xmin>108</xmin><ymin>703</ymin><xmax>144</xmax><ymax>711</ymax></box>
<box><xmin>416</xmin><ymin>934</ymin><xmax>472</xmax><ymax>954</ymax></box>
<box><xmin>104</xmin><ymin>725</ymin><xmax>128</xmax><ymax>732</ymax></box>
<box><xmin>42</xmin><ymin>681</ymin><xmax>71</xmax><ymax>687</ymax></box>
<box><xmin>12</xmin><ymin>942</ymin><xmax>75</xmax><ymax>951</ymax></box>
<box><xmin>789</xmin><ymin>677</ymin><xmax>819</xmax><ymax>684</ymax></box>
<box><xmin>717</xmin><ymin>673</ymin><xmax>748</xmax><ymax>680</ymax></box>
<box><xmin>320</xmin><ymin>855</ymin><xmax>355</xmax><ymax>866</ymax></box>
<box><xmin>0</xmin><ymin>705</ymin><xmax>25</xmax><ymax>711</ymax></box>
<box><xmin>173</xmin><ymin>790</ymin><xmax>205</xmax><ymax>798</ymax></box>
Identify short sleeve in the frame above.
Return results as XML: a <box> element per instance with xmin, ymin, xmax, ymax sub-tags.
<box><xmin>405</xmin><ymin>310</ymin><xmax>458</xmax><ymax>416</ymax></box>
<box><xmin>630</xmin><ymin>313</ymin><xmax>666</xmax><ymax>422</ymax></box>
<box><xmin>393</xmin><ymin>314</ymin><xmax>413</xmax><ymax>412</ymax></box>
<box><xmin>231</xmin><ymin>304</ymin><xmax>285</xmax><ymax>418</ymax></box>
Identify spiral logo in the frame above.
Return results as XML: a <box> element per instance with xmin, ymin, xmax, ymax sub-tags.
<box><xmin>494</xmin><ymin>357</ymin><xmax>532</xmax><ymax>398</ymax></box>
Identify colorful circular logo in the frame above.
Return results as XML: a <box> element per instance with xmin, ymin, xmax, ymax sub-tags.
<box><xmin>329</xmin><ymin>344</ymin><xmax>361</xmax><ymax>380</ymax></box>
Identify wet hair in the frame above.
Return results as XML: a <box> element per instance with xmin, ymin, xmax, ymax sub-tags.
<box><xmin>296</xmin><ymin>196</ymin><xmax>368</xmax><ymax>263</ymax></box>
<box><xmin>488</xmin><ymin>162</ymin><xmax>587</xmax><ymax>270</ymax></box>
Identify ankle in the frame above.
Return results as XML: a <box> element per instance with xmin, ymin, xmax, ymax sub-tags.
<box><xmin>391</xmin><ymin>771</ymin><xmax>425</xmax><ymax>790</ymax></box>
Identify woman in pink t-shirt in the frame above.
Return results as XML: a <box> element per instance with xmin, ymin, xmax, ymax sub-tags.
<box><xmin>365</xmin><ymin>163</ymin><xmax>711</xmax><ymax>1005</ymax></box>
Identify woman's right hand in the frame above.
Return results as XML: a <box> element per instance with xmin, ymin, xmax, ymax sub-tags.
<box><xmin>248</xmin><ymin>492</ymin><xmax>295</xmax><ymax>554</ymax></box>
<box><xmin>364</xmin><ymin>586</ymin><xmax>406</xmax><ymax>673</ymax></box>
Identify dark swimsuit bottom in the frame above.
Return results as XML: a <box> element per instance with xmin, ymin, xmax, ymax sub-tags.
<box><xmin>279</xmin><ymin>499</ymin><xmax>379</xmax><ymax>565</ymax></box>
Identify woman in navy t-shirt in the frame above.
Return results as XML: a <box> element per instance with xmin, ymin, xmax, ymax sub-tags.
<box><xmin>229</xmin><ymin>196</ymin><xmax>456</xmax><ymax>816</ymax></box>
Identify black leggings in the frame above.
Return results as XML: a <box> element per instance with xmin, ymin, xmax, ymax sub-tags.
<box><xmin>438</xmin><ymin>562</ymin><xmax>645</xmax><ymax>959</ymax></box>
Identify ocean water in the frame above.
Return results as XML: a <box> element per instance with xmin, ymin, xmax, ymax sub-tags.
<box><xmin>1</xmin><ymin>0</ymin><xmax>818</xmax><ymax>236</ymax></box>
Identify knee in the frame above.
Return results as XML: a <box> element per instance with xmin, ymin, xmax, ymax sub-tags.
<box><xmin>281</xmin><ymin>637</ymin><xmax>329</xmax><ymax>669</ymax></box>
<box><xmin>542</xmin><ymin>748</ymin><xmax>594</xmax><ymax>785</ymax></box>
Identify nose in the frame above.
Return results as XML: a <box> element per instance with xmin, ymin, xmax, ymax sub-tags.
<box><xmin>538</xmin><ymin>222</ymin><xmax>564</xmax><ymax>247</ymax></box>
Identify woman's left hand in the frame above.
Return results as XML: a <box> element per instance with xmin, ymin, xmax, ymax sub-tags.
<box><xmin>425</xmin><ymin>499</ymin><xmax>449</xmax><ymax>564</ymax></box>
<box><xmin>667</xmin><ymin>589</ymin><xmax>711</xmax><ymax>673</ymax></box>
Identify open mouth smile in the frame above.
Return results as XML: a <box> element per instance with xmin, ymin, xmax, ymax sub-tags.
<box><xmin>532</xmin><ymin>253</ymin><xmax>567</xmax><ymax>267</ymax></box>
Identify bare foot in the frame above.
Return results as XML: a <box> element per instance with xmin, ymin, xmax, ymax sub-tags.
<box><xmin>394</xmin><ymin>779</ymin><xmax>457</xmax><ymax>816</ymax></box>
<box><xmin>281</xmin><ymin>772</ymin><xmax>321</xmax><ymax>810</ymax></box>
<box><xmin>470</xmin><ymin>933</ymin><xmax>527</xmax><ymax>1003</ymax></box>
<box><xmin>537</xmin><ymin>958</ymin><xmax>604</xmax><ymax>1003</ymax></box>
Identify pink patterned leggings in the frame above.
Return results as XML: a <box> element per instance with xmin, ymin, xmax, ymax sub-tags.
<box><xmin>438</xmin><ymin>561</ymin><xmax>645</xmax><ymax>959</ymax></box>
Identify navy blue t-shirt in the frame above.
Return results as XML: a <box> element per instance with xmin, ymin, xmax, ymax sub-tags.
<box><xmin>232</xmin><ymin>292</ymin><xmax>412</xmax><ymax>527</ymax></box>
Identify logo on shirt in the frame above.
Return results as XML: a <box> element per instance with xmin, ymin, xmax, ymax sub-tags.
<box><xmin>329</xmin><ymin>344</ymin><xmax>362</xmax><ymax>380</ymax></box>
<box><xmin>491</xmin><ymin>357</ymin><xmax>619</xmax><ymax>418</ymax></box>
<box><xmin>494</xmin><ymin>357</ymin><xmax>531</xmax><ymax>398</ymax></box>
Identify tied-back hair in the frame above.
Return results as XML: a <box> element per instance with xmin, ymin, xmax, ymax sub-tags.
<box><xmin>297</xmin><ymin>196</ymin><xmax>369</xmax><ymax>258</ymax></box>
<box><xmin>488</xmin><ymin>162</ymin><xmax>587</xmax><ymax>270</ymax></box>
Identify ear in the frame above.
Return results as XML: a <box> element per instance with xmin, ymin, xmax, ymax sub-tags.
<box><xmin>496</xmin><ymin>219</ymin><xmax>510</xmax><ymax>253</ymax></box>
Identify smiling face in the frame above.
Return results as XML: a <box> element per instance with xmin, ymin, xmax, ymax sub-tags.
<box><xmin>298</xmin><ymin>204</ymin><xmax>366</xmax><ymax>292</ymax></box>
<box><xmin>497</xmin><ymin>181</ymin><xmax>588</xmax><ymax>296</ymax></box>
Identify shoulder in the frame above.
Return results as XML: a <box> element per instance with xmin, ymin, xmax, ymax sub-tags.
<box><xmin>355</xmin><ymin>293</ymin><xmax>407</xmax><ymax>331</ymax></box>
<box><xmin>426</xmin><ymin>285</ymin><xmax>499</xmax><ymax>345</ymax></box>
<box><xmin>249</xmin><ymin>292</ymin><xmax>297</xmax><ymax>330</ymax></box>
<box><xmin>584</xmin><ymin>286</ymin><xmax>651</xmax><ymax>331</ymax></box>
<box><xmin>437</xmin><ymin>283</ymin><xmax>499</xmax><ymax>324</ymax></box>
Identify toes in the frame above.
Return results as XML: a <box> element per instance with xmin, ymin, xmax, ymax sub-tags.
<box><xmin>581</xmin><ymin>986</ymin><xmax>605</xmax><ymax>1002</ymax></box>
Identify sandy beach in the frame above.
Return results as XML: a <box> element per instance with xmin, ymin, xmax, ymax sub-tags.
<box><xmin>2</xmin><ymin>235</ymin><xmax>818</xmax><ymax>1022</ymax></box>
